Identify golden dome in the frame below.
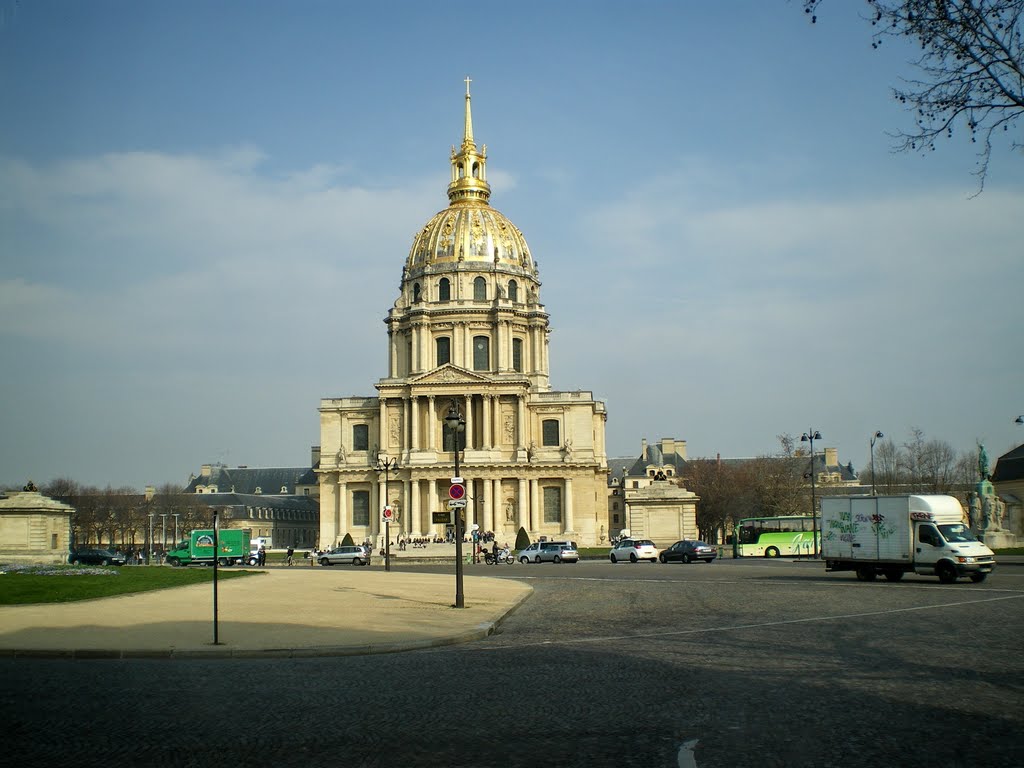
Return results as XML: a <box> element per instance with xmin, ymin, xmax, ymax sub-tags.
<box><xmin>407</xmin><ymin>203</ymin><xmax>534</xmax><ymax>271</ymax></box>
<box><xmin>405</xmin><ymin>78</ymin><xmax>535</xmax><ymax>276</ymax></box>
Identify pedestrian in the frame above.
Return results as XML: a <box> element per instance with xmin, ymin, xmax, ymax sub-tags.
<box><xmin>258</xmin><ymin>545</ymin><xmax>266</xmax><ymax>567</ymax></box>
<box><xmin>309</xmin><ymin>547</ymin><xmax>317</xmax><ymax>566</ymax></box>
<box><xmin>286</xmin><ymin>546</ymin><xmax>294</xmax><ymax>566</ymax></box>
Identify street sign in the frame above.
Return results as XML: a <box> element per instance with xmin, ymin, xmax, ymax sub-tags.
<box><xmin>450</xmin><ymin>476</ymin><xmax>463</xmax><ymax>484</ymax></box>
<box><xmin>432</xmin><ymin>511</ymin><xmax>451</xmax><ymax>524</ymax></box>
<box><xmin>449</xmin><ymin>483</ymin><xmax>465</xmax><ymax>500</ymax></box>
<box><xmin>447</xmin><ymin>499</ymin><xmax>467</xmax><ymax>509</ymax></box>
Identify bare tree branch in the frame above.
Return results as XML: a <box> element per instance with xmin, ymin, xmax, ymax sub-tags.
<box><xmin>804</xmin><ymin>1</ymin><xmax>1023</xmax><ymax>191</ymax></box>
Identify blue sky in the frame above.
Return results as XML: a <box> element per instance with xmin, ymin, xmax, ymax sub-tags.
<box><xmin>2</xmin><ymin>0</ymin><xmax>1022</xmax><ymax>489</ymax></box>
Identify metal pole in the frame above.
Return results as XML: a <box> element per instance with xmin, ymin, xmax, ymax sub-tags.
<box><xmin>809</xmin><ymin>432</ymin><xmax>818</xmax><ymax>558</ymax></box>
<box><xmin>870</xmin><ymin>431</ymin><xmax>883</xmax><ymax>496</ymax></box>
<box><xmin>148</xmin><ymin>514</ymin><xmax>154</xmax><ymax>566</ymax></box>
<box><xmin>454</xmin><ymin>426</ymin><xmax>464</xmax><ymax>608</ymax></box>
<box><xmin>161</xmin><ymin>514</ymin><xmax>167</xmax><ymax>561</ymax></box>
<box><xmin>173</xmin><ymin>513</ymin><xmax>180</xmax><ymax>544</ymax></box>
<box><xmin>212</xmin><ymin>509</ymin><xmax>220</xmax><ymax>645</ymax></box>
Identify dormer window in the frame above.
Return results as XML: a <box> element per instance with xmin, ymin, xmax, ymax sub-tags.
<box><xmin>280</xmin><ymin>485</ymin><xmax>288</xmax><ymax>493</ymax></box>
<box><xmin>255</xmin><ymin>487</ymin><xmax>262</xmax><ymax>494</ymax></box>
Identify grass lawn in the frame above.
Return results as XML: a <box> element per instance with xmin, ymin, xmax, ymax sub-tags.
<box><xmin>0</xmin><ymin>565</ymin><xmax>262</xmax><ymax>606</ymax></box>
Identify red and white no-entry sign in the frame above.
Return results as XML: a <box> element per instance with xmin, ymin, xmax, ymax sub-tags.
<box><xmin>382</xmin><ymin>505</ymin><xmax>394</xmax><ymax>522</ymax></box>
<box><xmin>449</xmin><ymin>483</ymin><xmax>465</xmax><ymax>500</ymax></box>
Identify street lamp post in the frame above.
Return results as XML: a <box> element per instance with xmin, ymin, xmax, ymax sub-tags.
<box><xmin>870</xmin><ymin>431</ymin><xmax>884</xmax><ymax>496</ymax></box>
<box><xmin>160</xmin><ymin>514</ymin><xmax>167</xmax><ymax>561</ymax></box>
<box><xmin>147</xmin><ymin>513</ymin><xmax>154</xmax><ymax>566</ymax></box>
<box><xmin>376</xmin><ymin>455</ymin><xmax>399</xmax><ymax>573</ymax></box>
<box><xmin>172</xmin><ymin>513</ymin><xmax>180</xmax><ymax>544</ymax></box>
<box><xmin>445</xmin><ymin>399</ymin><xmax>466</xmax><ymax>609</ymax></box>
<box><xmin>800</xmin><ymin>429</ymin><xmax>822</xmax><ymax>558</ymax></box>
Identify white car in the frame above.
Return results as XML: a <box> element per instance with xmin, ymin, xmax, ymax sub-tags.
<box><xmin>609</xmin><ymin>538</ymin><xmax>659</xmax><ymax>563</ymax></box>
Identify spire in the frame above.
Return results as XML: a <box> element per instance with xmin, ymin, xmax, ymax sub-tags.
<box><xmin>463</xmin><ymin>76</ymin><xmax>475</xmax><ymax>149</ymax></box>
<box><xmin>447</xmin><ymin>76</ymin><xmax>490</xmax><ymax>205</ymax></box>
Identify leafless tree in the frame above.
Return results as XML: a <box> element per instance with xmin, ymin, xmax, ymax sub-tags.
<box><xmin>803</xmin><ymin>1</ymin><xmax>1023</xmax><ymax>189</ymax></box>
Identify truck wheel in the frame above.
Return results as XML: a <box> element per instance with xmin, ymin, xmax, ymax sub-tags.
<box><xmin>884</xmin><ymin>569</ymin><xmax>905</xmax><ymax>582</ymax></box>
<box><xmin>969</xmin><ymin>573</ymin><xmax>987</xmax><ymax>583</ymax></box>
<box><xmin>855</xmin><ymin>565</ymin><xmax>877</xmax><ymax>581</ymax></box>
<box><xmin>168</xmin><ymin>558</ymin><xmax>180</xmax><ymax>567</ymax></box>
<box><xmin>764</xmin><ymin>547</ymin><xmax>780</xmax><ymax>558</ymax></box>
<box><xmin>936</xmin><ymin>562</ymin><xmax>958</xmax><ymax>584</ymax></box>
<box><xmin>218</xmin><ymin>558</ymin><xmax>228</xmax><ymax>567</ymax></box>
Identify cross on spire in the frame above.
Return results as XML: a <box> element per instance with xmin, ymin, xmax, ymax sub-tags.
<box><xmin>464</xmin><ymin>76</ymin><xmax>472</xmax><ymax>96</ymax></box>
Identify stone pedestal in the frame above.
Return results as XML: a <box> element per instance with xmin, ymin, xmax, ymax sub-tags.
<box><xmin>983</xmin><ymin>530</ymin><xmax>1018</xmax><ymax>550</ymax></box>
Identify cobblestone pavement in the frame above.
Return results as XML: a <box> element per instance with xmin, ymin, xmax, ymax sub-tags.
<box><xmin>2</xmin><ymin>561</ymin><xmax>1022</xmax><ymax>768</ymax></box>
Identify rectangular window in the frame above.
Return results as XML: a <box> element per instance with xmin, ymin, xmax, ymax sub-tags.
<box><xmin>512</xmin><ymin>338</ymin><xmax>523</xmax><ymax>372</ymax></box>
<box><xmin>51</xmin><ymin>533</ymin><xmax>58</xmax><ymax>549</ymax></box>
<box><xmin>542</xmin><ymin>419</ymin><xmax>560</xmax><ymax>447</ymax></box>
<box><xmin>436</xmin><ymin>337</ymin><xmax>451</xmax><ymax>365</ymax></box>
<box><xmin>352</xmin><ymin>490</ymin><xmax>370</xmax><ymax>527</ymax></box>
<box><xmin>353</xmin><ymin>424</ymin><xmax>369</xmax><ymax>451</ymax></box>
<box><xmin>473</xmin><ymin>336</ymin><xmax>490</xmax><ymax>371</ymax></box>
<box><xmin>543</xmin><ymin>486</ymin><xmax>562</xmax><ymax>524</ymax></box>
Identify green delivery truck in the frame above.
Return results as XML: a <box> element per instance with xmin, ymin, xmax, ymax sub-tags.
<box><xmin>166</xmin><ymin>529</ymin><xmax>251</xmax><ymax>567</ymax></box>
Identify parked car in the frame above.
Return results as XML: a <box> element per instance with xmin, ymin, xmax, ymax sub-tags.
<box><xmin>318</xmin><ymin>545</ymin><xmax>371</xmax><ymax>566</ymax></box>
<box><xmin>609</xmin><ymin>538</ymin><xmax>659</xmax><ymax>563</ymax></box>
<box><xmin>660</xmin><ymin>540</ymin><xmax>717</xmax><ymax>564</ymax></box>
<box><xmin>68</xmin><ymin>548</ymin><xmax>126</xmax><ymax>566</ymax></box>
<box><xmin>517</xmin><ymin>541</ymin><xmax>579</xmax><ymax>564</ymax></box>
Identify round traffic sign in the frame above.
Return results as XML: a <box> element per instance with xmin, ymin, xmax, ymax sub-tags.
<box><xmin>449</xmin><ymin>484</ymin><xmax>465</xmax><ymax>500</ymax></box>
<box><xmin>382</xmin><ymin>506</ymin><xmax>394</xmax><ymax>521</ymax></box>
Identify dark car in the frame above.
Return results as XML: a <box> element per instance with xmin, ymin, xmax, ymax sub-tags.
<box><xmin>68</xmin><ymin>548</ymin><xmax>126</xmax><ymax>566</ymax></box>
<box><xmin>659</xmin><ymin>540</ymin><xmax>717</xmax><ymax>564</ymax></box>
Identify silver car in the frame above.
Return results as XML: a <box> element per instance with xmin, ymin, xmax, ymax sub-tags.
<box><xmin>517</xmin><ymin>541</ymin><xmax>579</xmax><ymax>564</ymax></box>
<box><xmin>609</xmin><ymin>538</ymin><xmax>659</xmax><ymax>563</ymax></box>
<box><xmin>319</xmin><ymin>545</ymin><xmax>371</xmax><ymax>566</ymax></box>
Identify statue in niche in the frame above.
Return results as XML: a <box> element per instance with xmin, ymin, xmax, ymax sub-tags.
<box><xmin>503</xmin><ymin>414</ymin><xmax>515</xmax><ymax>443</ymax></box>
<box><xmin>527</xmin><ymin>441</ymin><xmax>537</xmax><ymax>463</ymax></box>
<box><xmin>562</xmin><ymin>439</ymin><xmax>573</xmax><ymax>462</ymax></box>
<box><xmin>336</xmin><ymin>445</ymin><xmax>346</xmax><ymax>465</ymax></box>
<box><xmin>505</xmin><ymin>500</ymin><xmax>515</xmax><ymax>523</ymax></box>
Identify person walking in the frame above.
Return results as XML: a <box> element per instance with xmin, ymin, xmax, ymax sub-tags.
<box><xmin>286</xmin><ymin>546</ymin><xmax>295</xmax><ymax>566</ymax></box>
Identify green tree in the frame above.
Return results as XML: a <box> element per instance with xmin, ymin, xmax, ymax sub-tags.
<box><xmin>514</xmin><ymin>526</ymin><xmax>531</xmax><ymax>550</ymax></box>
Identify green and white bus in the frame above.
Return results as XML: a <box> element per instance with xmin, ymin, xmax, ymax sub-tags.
<box><xmin>733</xmin><ymin>515</ymin><xmax>820</xmax><ymax>558</ymax></box>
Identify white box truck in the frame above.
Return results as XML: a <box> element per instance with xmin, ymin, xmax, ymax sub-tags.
<box><xmin>821</xmin><ymin>494</ymin><xmax>995</xmax><ymax>584</ymax></box>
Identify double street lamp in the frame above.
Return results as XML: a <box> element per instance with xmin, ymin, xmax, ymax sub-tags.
<box><xmin>444</xmin><ymin>399</ymin><xmax>466</xmax><ymax>609</ymax></box>
<box><xmin>800</xmin><ymin>429</ymin><xmax>822</xmax><ymax>558</ymax></box>
<box><xmin>376</xmin><ymin>455</ymin><xmax>399</xmax><ymax>573</ymax></box>
<box><xmin>869</xmin><ymin>430</ymin><xmax>884</xmax><ymax>496</ymax></box>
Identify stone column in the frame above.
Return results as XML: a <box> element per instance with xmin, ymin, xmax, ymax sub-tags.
<box><xmin>518</xmin><ymin>478</ymin><xmax>528</xmax><ymax>531</ymax></box>
<box><xmin>482</xmin><ymin>476</ymin><xmax>493</xmax><ymax>531</ymax></box>
<box><xmin>530</xmin><ymin>478</ymin><xmax>540</xmax><ymax>531</ymax></box>
<box><xmin>410</xmin><ymin>479</ymin><xmax>420</xmax><ymax>538</ymax></box>
<box><xmin>492</xmin><ymin>478</ymin><xmax>503</xmax><ymax>530</ymax></box>
<box><xmin>517</xmin><ymin>395</ymin><xmax>527</xmax><ymax>448</ymax></box>
<box><xmin>482</xmin><ymin>395</ymin><xmax>492</xmax><ymax>448</ymax></box>
<box><xmin>427</xmin><ymin>396</ymin><xmax>436</xmax><ymax>450</ymax></box>
<box><xmin>411</xmin><ymin>396</ymin><xmax>420</xmax><ymax>451</ymax></box>
<box><xmin>463</xmin><ymin>395</ymin><xmax>473</xmax><ymax>451</ymax></box>
<box><xmin>564</xmin><ymin>476</ymin><xmax>574</xmax><ymax>533</ymax></box>
<box><xmin>337</xmin><ymin>483</ymin><xmax>348</xmax><ymax>547</ymax></box>
<box><xmin>379</xmin><ymin>399</ymin><xmax>387</xmax><ymax>454</ymax></box>
<box><xmin>428</xmin><ymin>478</ymin><xmax>439</xmax><ymax>535</ymax></box>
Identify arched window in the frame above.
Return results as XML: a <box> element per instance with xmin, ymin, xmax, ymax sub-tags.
<box><xmin>412</xmin><ymin>283</ymin><xmax>421</xmax><ymax>303</ymax></box>
<box><xmin>436</xmin><ymin>336</ymin><xmax>451</xmax><ymax>365</ymax></box>
<box><xmin>473</xmin><ymin>335</ymin><xmax>490</xmax><ymax>371</ymax></box>
<box><xmin>472</xmin><ymin>162</ymin><xmax>480</xmax><ymax>178</ymax></box>
<box><xmin>438</xmin><ymin>277</ymin><xmax>450</xmax><ymax>301</ymax></box>
<box><xmin>542</xmin><ymin>419</ymin><xmax>560</xmax><ymax>447</ymax></box>
<box><xmin>473</xmin><ymin>276</ymin><xmax>486</xmax><ymax>301</ymax></box>
<box><xmin>508</xmin><ymin>280</ymin><xmax>518</xmax><ymax>301</ymax></box>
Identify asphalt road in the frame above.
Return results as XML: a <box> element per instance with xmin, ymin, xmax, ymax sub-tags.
<box><xmin>2</xmin><ymin>559</ymin><xmax>1021</xmax><ymax>768</ymax></box>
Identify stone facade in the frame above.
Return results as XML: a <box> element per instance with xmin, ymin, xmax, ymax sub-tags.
<box><xmin>0</xmin><ymin>489</ymin><xmax>74</xmax><ymax>565</ymax></box>
<box><xmin>317</xmin><ymin>83</ymin><xmax>609</xmax><ymax>548</ymax></box>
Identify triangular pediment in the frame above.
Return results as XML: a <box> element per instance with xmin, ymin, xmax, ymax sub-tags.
<box><xmin>408</xmin><ymin>364</ymin><xmax>493</xmax><ymax>387</ymax></box>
